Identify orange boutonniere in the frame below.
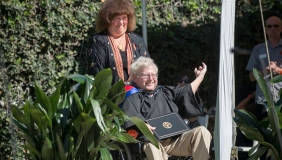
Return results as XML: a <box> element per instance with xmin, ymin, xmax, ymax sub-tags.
<box><xmin>280</xmin><ymin>51</ymin><xmax>282</xmax><ymax>55</ymax></box>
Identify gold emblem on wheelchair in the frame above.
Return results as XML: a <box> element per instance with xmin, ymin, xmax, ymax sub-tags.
<box><xmin>162</xmin><ymin>122</ymin><xmax>172</xmax><ymax>129</ymax></box>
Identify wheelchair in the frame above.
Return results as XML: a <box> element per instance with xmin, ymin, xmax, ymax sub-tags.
<box><xmin>111</xmin><ymin>114</ymin><xmax>210</xmax><ymax>160</ymax></box>
<box><xmin>112</xmin><ymin>86</ymin><xmax>204</xmax><ymax>160</ymax></box>
<box><xmin>111</xmin><ymin>141</ymin><xmax>193</xmax><ymax>160</ymax></box>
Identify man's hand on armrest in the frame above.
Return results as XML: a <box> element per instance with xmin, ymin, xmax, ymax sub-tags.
<box><xmin>146</xmin><ymin>123</ymin><xmax>156</xmax><ymax>134</ymax></box>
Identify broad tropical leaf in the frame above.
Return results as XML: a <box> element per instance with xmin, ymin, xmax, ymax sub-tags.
<box><xmin>94</xmin><ymin>68</ymin><xmax>112</xmax><ymax>97</ymax></box>
<box><xmin>56</xmin><ymin>134</ymin><xmax>66</xmax><ymax>160</ymax></box>
<box><xmin>248</xmin><ymin>147</ymin><xmax>268</xmax><ymax>160</ymax></box>
<box><xmin>41</xmin><ymin>137</ymin><xmax>54</xmax><ymax>160</ymax></box>
<box><xmin>99</xmin><ymin>147</ymin><xmax>113</xmax><ymax>160</ymax></box>
<box><xmin>238</xmin><ymin>124</ymin><xmax>264</xmax><ymax>142</ymax></box>
<box><xmin>260</xmin><ymin>142</ymin><xmax>279</xmax><ymax>159</ymax></box>
<box><xmin>35</xmin><ymin>83</ymin><xmax>53</xmax><ymax>121</ymax></box>
<box><xmin>130</xmin><ymin>116</ymin><xmax>159</xmax><ymax>149</ymax></box>
<box><xmin>91</xmin><ymin>98</ymin><xmax>106</xmax><ymax>132</ymax></box>
<box><xmin>253</xmin><ymin>69</ymin><xmax>271</xmax><ymax>106</ymax></box>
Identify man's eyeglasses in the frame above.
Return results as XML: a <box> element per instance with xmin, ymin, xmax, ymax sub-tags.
<box><xmin>266</xmin><ymin>24</ymin><xmax>280</xmax><ymax>29</ymax></box>
<box><xmin>178</xmin><ymin>79</ymin><xmax>189</xmax><ymax>84</ymax></box>
<box><xmin>137</xmin><ymin>74</ymin><xmax>158</xmax><ymax>79</ymax></box>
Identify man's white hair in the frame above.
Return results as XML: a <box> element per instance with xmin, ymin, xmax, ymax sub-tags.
<box><xmin>130</xmin><ymin>56</ymin><xmax>158</xmax><ymax>77</ymax></box>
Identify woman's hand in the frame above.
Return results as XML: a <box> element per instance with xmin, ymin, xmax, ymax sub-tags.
<box><xmin>194</xmin><ymin>62</ymin><xmax>207</xmax><ymax>79</ymax></box>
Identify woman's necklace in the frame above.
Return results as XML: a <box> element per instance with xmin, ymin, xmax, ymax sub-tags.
<box><xmin>117</xmin><ymin>34</ymin><xmax>125</xmax><ymax>50</ymax></box>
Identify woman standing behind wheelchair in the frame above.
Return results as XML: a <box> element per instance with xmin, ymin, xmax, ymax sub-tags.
<box><xmin>87</xmin><ymin>0</ymin><xmax>150</xmax><ymax>84</ymax></box>
<box><xmin>121</xmin><ymin>57</ymin><xmax>211</xmax><ymax>160</ymax></box>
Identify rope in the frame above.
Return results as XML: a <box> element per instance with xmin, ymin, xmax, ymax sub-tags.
<box><xmin>258</xmin><ymin>0</ymin><xmax>276</xmax><ymax>101</ymax></box>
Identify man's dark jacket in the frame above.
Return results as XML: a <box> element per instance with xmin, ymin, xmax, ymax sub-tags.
<box><xmin>121</xmin><ymin>85</ymin><xmax>203</xmax><ymax>129</ymax></box>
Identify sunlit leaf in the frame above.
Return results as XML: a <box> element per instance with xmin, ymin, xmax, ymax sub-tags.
<box><xmin>99</xmin><ymin>147</ymin><xmax>113</xmax><ymax>160</ymax></box>
<box><xmin>35</xmin><ymin>83</ymin><xmax>53</xmax><ymax>124</ymax></box>
<box><xmin>130</xmin><ymin>117</ymin><xmax>159</xmax><ymax>149</ymax></box>
<box><xmin>94</xmin><ymin>69</ymin><xmax>112</xmax><ymax>97</ymax></box>
<box><xmin>68</xmin><ymin>74</ymin><xmax>87</xmax><ymax>84</ymax></box>
<box><xmin>73</xmin><ymin>91</ymin><xmax>84</xmax><ymax>113</ymax></box>
<box><xmin>90</xmin><ymin>99</ymin><xmax>106</xmax><ymax>132</ymax></box>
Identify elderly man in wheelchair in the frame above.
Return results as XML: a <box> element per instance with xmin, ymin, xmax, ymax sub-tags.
<box><xmin>119</xmin><ymin>57</ymin><xmax>211</xmax><ymax>160</ymax></box>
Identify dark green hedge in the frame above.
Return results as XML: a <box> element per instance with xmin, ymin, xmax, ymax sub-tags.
<box><xmin>0</xmin><ymin>0</ymin><xmax>101</xmax><ymax>158</ymax></box>
<box><xmin>1</xmin><ymin>0</ymin><xmax>282</xmax><ymax>159</ymax></box>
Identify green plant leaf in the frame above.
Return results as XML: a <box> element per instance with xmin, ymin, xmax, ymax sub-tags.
<box><xmin>81</xmin><ymin>112</ymin><xmax>96</xmax><ymax>134</ymax></box>
<box><xmin>17</xmin><ymin>132</ymin><xmax>36</xmax><ymax>149</ymax></box>
<box><xmin>41</xmin><ymin>137</ymin><xmax>54</xmax><ymax>160</ymax></box>
<box><xmin>112</xmin><ymin>114</ymin><xmax>128</xmax><ymax>133</ymax></box>
<box><xmin>270</xmin><ymin>75</ymin><xmax>282</xmax><ymax>84</ymax></box>
<box><xmin>107</xmin><ymin>80</ymin><xmax>125</xmax><ymax>105</ymax></box>
<box><xmin>266</xmin><ymin>149</ymin><xmax>274</xmax><ymax>160</ymax></box>
<box><xmin>253</xmin><ymin>69</ymin><xmax>271</xmax><ymax>109</ymax></box>
<box><xmin>267</xmin><ymin>108</ymin><xmax>277</xmax><ymax>133</ymax></box>
<box><xmin>233</xmin><ymin>117</ymin><xmax>244</xmax><ymax>128</ymax></box>
<box><xmin>248</xmin><ymin>147</ymin><xmax>268</xmax><ymax>160</ymax></box>
<box><xmin>35</xmin><ymin>83</ymin><xmax>53</xmax><ymax>125</ymax></box>
<box><xmin>103</xmin><ymin>99</ymin><xmax>127</xmax><ymax>118</ymax></box>
<box><xmin>73</xmin><ymin>114</ymin><xmax>83</xmax><ymax>133</ymax></box>
<box><xmin>111</xmin><ymin>132</ymin><xmax>139</xmax><ymax>143</ymax></box>
<box><xmin>84</xmin><ymin>74</ymin><xmax>93</xmax><ymax>102</ymax></box>
<box><xmin>234</xmin><ymin>109</ymin><xmax>260</xmax><ymax>129</ymax></box>
<box><xmin>57</xmin><ymin>108</ymin><xmax>70</xmax><ymax>130</ymax></box>
<box><xmin>130</xmin><ymin>116</ymin><xmax>159</xmax><ymax>149</ymax></box>
<box><xmin>248</xmin><ymin>142</ymin><xmax>259</xmax><ymax>156</ymax></box>
<box><xmin>56</xmin><ymin>133</ymin><xmax>66</xmax><ymax>160</ymax></box>
<box><xmin>90</xmin><ymin>98</ymin><xmax>106</xmax><ymax>132</ymax></box>
<box><xmin>74</xmin><ymin>131</ymin><xmax>85</xmax><ymax>158</ymax></box>
<box><xmin>63</xmin><ymin>134</ymin><xmax>73</xmax><ymax>158</ymax></box>
<box><xmin>24</xmin><ymin>101</ymin><xmax>32</xmax><ymax>125</ymax></box>
<box><xmin>30</xmin><ymin>109</ymin><xmax>47</xmax><ymax>136</ymax></box>
<box><xmin>260</xmin><ymin>142</ymin><xmax>280</xmax><ymax>159</ymax></box>
<box><xmin>12</xmin><ymin>105</ymin><xmax>29</xmax><ymax>126</ymax></box>
<box><xmin>86</xmin><ymin>126</ymin><xmax>95</xmax><ymax>152</ymax></box>
<box><xmin>68</xmin><ymin>74</ymin><xmax>88</xmax><ymax>84</ymax></box>
<box><xmin>278</xmin><ymin>111</ymin><xmax>282</xmax><ymax>129</ymax></box>
<box><xmin>57</xmin><ymin>92</ymin><xmax>71</xmax><ymax>111</ymax></box>
<box><xmin>73</xmin><ymin>91</ymin><xmax>84</xmax><ymax>113</ymax></box>
<box><xmin>99</xmin><ymin>147</ymin><xmax>112</xmax><ymax>160</ymax></box>
<box><xmin>94</xmin><ymin>68</ymin><xmax>112</xmax><ymax>97</ymax></box>
<box><xmin>50</xmin><ymin>78</ymin><xmax>66</xmax><ymax>113</ymax></box>
<box><xmin>13</xmin><ymin>120</ymin><xmax>29</xmax><ymax>138</ymax></box>
<box><xmin>22</xmin><ymin>144</ymin><xmax>41</xmax><ymax>158</ymax></box>
<box><xmin>239</xmin><ymin>124</ymin><xmax>264</xmax><ymax>142</ymax></box>
<box><xmin>102</xmin><ymin>141</ymin><xmax>121</xmax><ymax>150</ymax></box>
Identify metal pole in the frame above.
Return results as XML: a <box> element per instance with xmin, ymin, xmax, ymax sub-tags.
<box><xmin>141</xmin><ymin>0</ymin><xmax>147</xmax><ymax>46</ymax></box>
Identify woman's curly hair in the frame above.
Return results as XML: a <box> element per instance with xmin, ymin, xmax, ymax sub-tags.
<box><xmin>96</xmin><ymin>0</ymin><xmax>136</xmax><ymax>32</ymax></box>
